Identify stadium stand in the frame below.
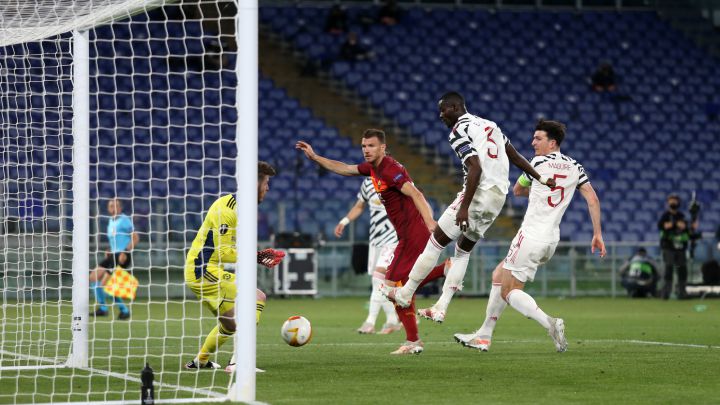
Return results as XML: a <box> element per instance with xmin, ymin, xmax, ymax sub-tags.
<box><xmin>260</xmin><ymin>5</ymin><xmax>720</xmax><ymax>242</ymax></box>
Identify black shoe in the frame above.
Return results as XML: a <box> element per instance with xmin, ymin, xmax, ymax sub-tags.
<box><xmin>118</xmin><ymin>311</ymin><xmax>131</xmax><ymax>320</ymax></box>
<box><xmin>92</xmin><ymin>308</ymin><xmax>108</xmax><ymax>317</ymax></box>
<box><xmin>185</xmin><ymin>360</ymin><xmax>221</xmax><ymax>370</ymax></box>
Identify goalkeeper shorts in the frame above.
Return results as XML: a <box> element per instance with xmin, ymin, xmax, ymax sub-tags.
<box><xmin>186</xmin><ymin>264</ymin><xmax>236</xmax><ymax>316</ymax></box>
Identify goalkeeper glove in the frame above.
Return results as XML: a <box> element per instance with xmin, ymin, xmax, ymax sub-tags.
<box><xmin>257</xmin><ymin>248</ymin><xmax>285</xmax><ymax>269</ymax></box>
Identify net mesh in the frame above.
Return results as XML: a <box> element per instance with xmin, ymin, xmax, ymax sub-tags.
<box><xmin>1</xmin><ymin>1</ymin><xmax>240</xmax><ymax>402</ymax></box>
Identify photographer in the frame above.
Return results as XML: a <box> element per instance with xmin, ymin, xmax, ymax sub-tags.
<box><xmin>657</xmin><ymin>194</ymin><xmax>699</xmax><ymax>299</ymax></box>
<box><xmin>619</xmin><ymin>248</ymin><xmax>659</xmax><ymax>298</ymax></box>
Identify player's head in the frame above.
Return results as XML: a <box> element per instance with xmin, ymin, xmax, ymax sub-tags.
<box><xmin>532</xmin><ymin>119</ymin><xmax>566</xmax><ymax>155</ymax></box>
<box><xmin>107</xmin><ymin>198</ymin><xmax>122</xmax><ymax>217</ymax></box>
<box><xmin>361</xmin><ymin>129</ymin><xmax>387</xmax><ymax>165</ymax></box>
<box><xmin>258</xmin><ymin>161</ymin><xmax>276</xmax><ymax>203</ymax></box>
<box><xmin>438</xmin><ymin>92</ymin><xmax>467</xmax><ymax>128</ymax></box>
<box><xmin>636</xmin><ymin>247</ymin><xmax>647</xmax><ymax>257</ymax></box>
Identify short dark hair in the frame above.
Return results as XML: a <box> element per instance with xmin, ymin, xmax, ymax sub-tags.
<box><xmin>258</xmin><ymin>161</ymin><xmax>276</xmax><ymax>179</ymax></box>
<box><xmin>439</xmin><ymin>91</ymin><xmax>465</xmax><ymax>106</ymax></box>
<box><xmin>362</xmin><ymin>129</ymin><xmax>386</xmax><ymax>144</ymax></box>
<box><xmin>535</xmin><ymin>119</ymin><xmax>566</xmax><ymax>146</ymax></box>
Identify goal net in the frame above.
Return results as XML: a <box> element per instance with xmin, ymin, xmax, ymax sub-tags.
<box><xmin>0</xmin><ymin>1</ymin><xmax>257</xmax><ymax>403</ymax></box>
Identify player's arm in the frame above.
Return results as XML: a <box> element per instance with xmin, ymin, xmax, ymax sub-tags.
<box><xmin>335</xmin><ymin>199</ymin><xmax>366</xmax><ymax>238</ymax></box>
<box><xmin>400</xmin><ymin>182</ymin><xmax>436</xmax><ymax>233</ymax></box>
<box><xmin>578</xmin><ymin>182</ymin><xmax>607</xmax><ymax>257</ymax></box>
<box><xmin>456</xmin><ymin>155</ymin><xmax>482</xmax><ymax>231</ymax></box>
<box><xmin>185</xmin><ymin>214</ymin><xmax>214</xmax><ymax>264</ymax></box>
<box><xmin>296</xmin><ymin>141</ymin><xmax>360</xmax><ymax>176</ymax></box>
<box><xmin>513</xmin><ymin>173</ymin><xmax>531</xmax><ymax>197</ymax></box>
<box><xmin>505</xmin><ymin>141</ymin><xmax>554</xmax><ymax>187</ymax></box>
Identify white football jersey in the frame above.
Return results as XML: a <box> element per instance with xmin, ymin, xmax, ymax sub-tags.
<box><xmin>519</xmin><ymin>152</ymin><xmax>589</xmax><ymax>242</ymax></box>
<box><xmin>449</xmin><ymin>113</ymin><xmax>510</xmax><ymax>195</ymax></box>
<box><xmin>357</xmin><ymin>177</ymin><xmax>398</xmax><ymax>247</ymax></box>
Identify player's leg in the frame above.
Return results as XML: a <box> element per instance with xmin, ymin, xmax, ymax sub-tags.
<box><xmin>431</xmin><ymin>236</ymin><xmax>476</xmax><ymax>316</ymax></box>
<box><xmin>187</xmin><ymin>268</ymin><xmax>235</xmax><ymax>369</ymax></box>
<box><xmin>455</xmin><ymin>260</ymin><xmax>507</xmax><ymax>351</ymax></box>
<box><xmin>390</xmin><ymin>295</ymin><xmax>423</xmax><ymax>355</ymax></box>
<box><xmin>358</xmin><ymin>246</ymin><xmax>381</xmax><ymax>334</ymax></box>
<box><xmin>501</xmin><ymin>236</ymin><xmax>566</xmax><ymax>351</ymax></box>
<box><xmin>384</xmin><ymin>246</ymin><xmax>423</xmax><ymax>354</ymax></box>
<box><xmin>256</xmin><ymin>289</ymin><xmax>266</xmax><ymax>324</ymax></box>
<box><xmin>373</xmin><ymin>245</ymin><xmax>401</xmax><ymax>333</ymax></box>
<box><xmin>415</xmin><ymin>259</ymin><xmax>452</xmax><ymax>322</ymax></box>
<box><xmin>432</xmin><ymin>188</ymin><xmax>505</xmax><ymax>315</ymax></box>
<box><xmin>395</xmin><ymin>200</ymin><xmax>462</xmax><ymax>302</ymax></box>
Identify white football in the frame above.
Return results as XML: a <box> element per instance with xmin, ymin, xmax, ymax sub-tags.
<box><xmin>281</xmin><ymin>316</ymin><xmax>313</xmax><ymax>347</ymax></box>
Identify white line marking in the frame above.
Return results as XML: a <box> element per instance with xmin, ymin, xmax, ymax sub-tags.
<box><xmin>0</xmin><ymin>349</ymin><xmax>226</xmax><ymax>399</ymax></box>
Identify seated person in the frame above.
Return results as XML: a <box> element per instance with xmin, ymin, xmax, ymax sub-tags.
<box><xmin>378</xmin><ymin>0</ymin><xmax>400</xmax><ymax>26</ymax></box>
<box><xmin>591</xmin><ymin>62</ymin><xmax>616</xmax><ymax>92</ymax></box>
<box><xmin>619</xmin><ymin>248</ymin><xmax>659</xmax><ymax>298</ymax></box>
<box><xmin>324</xmin><ymin>5</ymin><xmax>347</xmax><ymax>34</ymax></box>
<box><xmin>340</xmin><ymin>33</ymin><xmax>372</xmax><ymax>62</ymax></box>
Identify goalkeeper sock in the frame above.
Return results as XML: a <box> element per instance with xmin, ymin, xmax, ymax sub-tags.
<box><xmin>198</xmin><ymin>324</ymin><xmax>233</xmax><ymax>364</ymax></box>
<box><xmin>115</xmin><ymin>297</ymin><xmax>129</xmax><ymax>314</ymax></box>
<box><xmin>92</xmin><ymin>281</ymin><xmax>108</xmax><ymax>311</ymax></box>
<box><xmin>256</xmin><ymin>300</ymin><xmax>265</xmax><ymax>324</ymax></box>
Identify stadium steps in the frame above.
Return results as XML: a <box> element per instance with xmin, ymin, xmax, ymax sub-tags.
<box><xmin>257</xmin><ymin>28</ymin><xmax>459</xmax><ymax>203</ymax></box>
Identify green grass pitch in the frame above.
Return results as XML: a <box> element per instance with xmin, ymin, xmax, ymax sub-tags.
<box><xmin>2</xmin><ymin>297</ymin><xmax>719</xmax><ymax>404</ymax></box>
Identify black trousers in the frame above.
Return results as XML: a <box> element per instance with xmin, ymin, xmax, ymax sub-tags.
<box><xmin>662</xmin><ymin>249</ymin><xmax>687</xmax><ymax>298</ymax></box>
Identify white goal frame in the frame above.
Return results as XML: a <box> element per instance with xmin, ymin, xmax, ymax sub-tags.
<box><xmin>0</xmin><ymin>0</ymin><xmax>259</xmax><ymax>403</ymax></box>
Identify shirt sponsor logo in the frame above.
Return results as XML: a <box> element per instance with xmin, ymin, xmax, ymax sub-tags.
<box><xmin>219</xmin><ymin>224</ymin><xmax>229</xmax><ymax>235</ymax></box>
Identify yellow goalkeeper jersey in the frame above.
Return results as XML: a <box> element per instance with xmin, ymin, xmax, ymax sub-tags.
<box><xmin>185</xmin><ymin>194</ymin><xmax>237</xmax><ymax>282</ymax></box>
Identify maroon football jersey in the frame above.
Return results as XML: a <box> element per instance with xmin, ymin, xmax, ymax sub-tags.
<box><xmin>357</xmin><ymin>157</ymin><xmax>427</xmax><ymax>240</ymax></box>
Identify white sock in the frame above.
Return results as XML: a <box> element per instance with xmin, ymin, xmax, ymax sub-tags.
<box><xmin>402</xmin><ymin>235</ymin><xmax>444</xmax><ymax>295</ymax></box>
<box><xmin>372</xmin><ymin>272</ymin><xmax>398</xmax><ymax>324</ymax></box>
<box><xmin>434</xmin><ymin>245</ymin><xmax>471</xmax><ymax>311</ymax></box>
<box><xmin>366</xmin><ymin>276</ymin><xmax>384</xmax><ymax>325</ymax></box>
<box><xmin>476</xmin><ymin>284</ymin><xmax>507</xmax><ymax>339</ymax></box>
<box><xmin>507</xmin><ymin>289</ymin><xmax>551</xmax><ymax>330</ymax></box>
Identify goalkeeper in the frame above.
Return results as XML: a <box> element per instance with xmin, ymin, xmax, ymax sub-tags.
<box><xmin>185</xmin><ymin>161</ymin><xmax>285</xmax><ymax>370</ymax></box>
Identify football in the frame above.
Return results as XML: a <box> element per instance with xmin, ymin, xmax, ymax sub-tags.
<box><xmin>281</xmin><ymin>316</ymin><xmax>313</xmax><ymax>347</ymax></box>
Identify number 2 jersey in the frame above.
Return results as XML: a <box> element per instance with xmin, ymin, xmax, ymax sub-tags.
<box><xmin>518</xmin><ymin>152</ymin><xmax>589</xmax><ymax>242</ymax></box>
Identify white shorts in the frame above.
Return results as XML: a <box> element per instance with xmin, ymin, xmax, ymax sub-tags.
<box><xmin>503</xmin><ymin>229</ymin><xmax>557</xmax><ymax>283</ymax></box>
<box><xmin>367</xmin><ymin>243</ymin><xmax>396</xmax><ymax>275</ymax></box>
<box><xmin>438</xmin><ymin>186</ymin><xmax>506</xmax><ymax>242</ymax></box>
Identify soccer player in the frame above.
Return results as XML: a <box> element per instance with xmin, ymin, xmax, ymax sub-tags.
<box><xmin>382</xmin><ymin>92</ymin><xmax>552</xmax><ymax>322</ymax></box>
<box><xmin>335</xmin><ymin>178</ymin><xmax>402</xmax><ymax>335</ymax></box>
<box><xmin>454</xmin><ymin>119</ymin><xmax>606</xmax><ymax>352</ymax></box>
<box><xmin>297</xmin><ymin>129</ymin><xmax>447</xmax><ymax>354</ymax></box>
<box><xmin>90</xmin><ymin>198</ymin><xmax>138</xmax><ymax>319</ymax></box>
<box><xmin>184</xmin><ymin>161</ymin><xmax>285</xmax><ymax>370</ymax></box>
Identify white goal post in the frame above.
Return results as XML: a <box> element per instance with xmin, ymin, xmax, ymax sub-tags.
<box><xmin>0</xmin><ymin>0</ymin><xmax>258</xmax><ymax>403</ymax></box>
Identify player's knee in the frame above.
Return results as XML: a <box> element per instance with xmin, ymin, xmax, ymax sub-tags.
<box><xmin>431</xmin><ymin>231</ymin><xmax>451</xmax><ymax>248</ymax></box>
<box><xmin>457</xmin><ymin>236</ymin><xmax>477</xmax><ymax>252</ymax></box>
<box><xmin>256</xmin><ymin>289</ymin><xmax>266</xmax><ymax>303</ymax></box>
<box><xmin>219</xmin><ymin>317</ymin><xmax>236</xmax><ymax>334</ymax></box>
